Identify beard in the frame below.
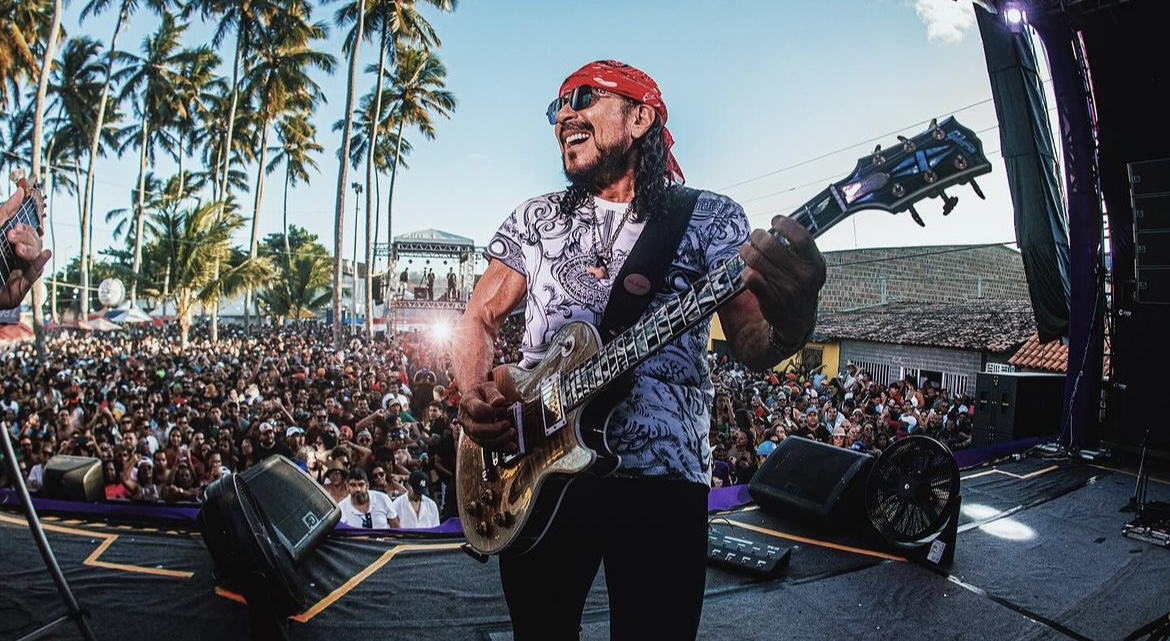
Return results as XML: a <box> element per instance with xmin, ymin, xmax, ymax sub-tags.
<box><xmin>562</xmin><ymin>134</ymin><xmax>633</xmax><ymax>190</ymax></box>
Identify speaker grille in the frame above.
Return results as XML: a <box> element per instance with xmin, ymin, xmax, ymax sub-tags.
<box><xmin>748</xmin><ymin>437</ymin><xmax>873</xmax><ymax>525</ymax></box>
<box><xmin>238</xmin><ymin>456</ymin><xmax>340</xmax><ymax>563</ymax></box>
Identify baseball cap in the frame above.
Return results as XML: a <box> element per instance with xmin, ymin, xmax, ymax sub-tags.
<box><xmin>286</xmin><ymin>426</ymin><xmax>305</xmax><ymax>437</ymax></box>
<box><xmin>408</xmin><ymin>470</ymin><xmax>429</xmax><ymax>495</ymax></box>
<box><xmin>756</xmin><ymin>440</ymin><xmax>777</xmax><ymax>457</ymax></box>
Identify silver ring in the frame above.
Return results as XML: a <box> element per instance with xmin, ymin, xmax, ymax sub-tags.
<box><xmin>769</xmin><ymin>228</ymin><xmax>793</xmax><ymax>250</ymax></box>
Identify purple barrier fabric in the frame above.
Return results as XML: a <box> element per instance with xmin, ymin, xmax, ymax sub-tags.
<box><xmin>708</xmin><ymin>484</ymin><xmax>753</xmax><ymax>513</ymax></box>
<box><xmin>0</xmin><ymin>490</ymin><xmax>201</xmax><ymax>523</ymax></box>
<box><xmin>954</xmin><ymin>436</ymin><xmax>1050</xmax><ymax>470</ymax></box>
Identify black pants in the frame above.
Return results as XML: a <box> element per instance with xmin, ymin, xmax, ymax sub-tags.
<box><xmin>499</xmin><ymin>475</ymin><xmax>710</xmax><ymax>641</ymax></box>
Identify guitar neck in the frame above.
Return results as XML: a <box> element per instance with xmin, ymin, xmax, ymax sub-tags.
<box><xmin>0</xmin><ymin>194</ymin><xmax>43</xmax><ymax>285</ymax></box>
<box><xmin>560</xmin><ymin>185</ymin><xmax>845</xmax><ymax>410</ymax></box>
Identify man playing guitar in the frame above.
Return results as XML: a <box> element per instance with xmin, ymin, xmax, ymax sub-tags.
<box><xmin>453</xmin><ymin>59</ymin><xmax>825</xmax><ymax>640</ymax></box>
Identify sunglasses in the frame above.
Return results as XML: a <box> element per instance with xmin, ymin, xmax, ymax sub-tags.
<box><xmin>545</xmin><ymin>85</ymin><xmax>622</xmax><ymax>125</ymax></box>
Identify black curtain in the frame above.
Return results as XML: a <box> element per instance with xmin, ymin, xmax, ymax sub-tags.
<box><xmin>975</xmin><ymin>8</ymin><xmax>1071</xmax><ymax>344</ymax></box>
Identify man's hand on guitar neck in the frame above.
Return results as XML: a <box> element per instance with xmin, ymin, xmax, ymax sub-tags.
<box><xmin>457</xmin><ymin>380</ymin><xmax>519</xmax><ymax>453</ymax></box>
<box><xmin>0</xmin><ymin>186</ymin><xmax>51</xmax><ymax>311</ymax></box>
<box><xmin>737</xmin><ymin>215</ymin><xmax>827</xmax><ymax>358</ymax></box>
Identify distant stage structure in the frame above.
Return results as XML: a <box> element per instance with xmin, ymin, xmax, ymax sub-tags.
<box><xmin>384</xmin><ymin>229</ymin><xmax>483</xmax><ymax>333</ymax></box>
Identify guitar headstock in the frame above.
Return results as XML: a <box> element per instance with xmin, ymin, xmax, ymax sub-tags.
<box><xmin>14</xmin><ymin>175</ymin><xmax>46</xmax><ymax>236</ymax></box>
<box><xmin>831</xmin><ymin>116</ymin><xmax>992</xmax><ymax>227</ymax></box>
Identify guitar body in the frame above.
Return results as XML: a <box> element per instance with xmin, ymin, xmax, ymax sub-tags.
<box><xmin>457</xmin><ymin>320</ymin><xmax>621</xmax><ymax>556</ymax></box>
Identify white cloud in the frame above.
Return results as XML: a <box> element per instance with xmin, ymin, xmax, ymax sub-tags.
<box><xmin>914</xmin><ymin>0</ymin><xmax>978</xmax><ymax>45</ymax></box>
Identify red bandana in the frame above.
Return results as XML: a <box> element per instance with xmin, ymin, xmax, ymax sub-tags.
<box><xmin>558</xmin><ymin>59</ymin><xmax>685</xmax><ymax>184</ymax></box>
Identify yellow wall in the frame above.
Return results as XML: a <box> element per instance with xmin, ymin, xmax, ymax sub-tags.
<box><xmin>709</xmin><ymin>317</ymin><xmax>842</xmax><ymax>376</ymax></box>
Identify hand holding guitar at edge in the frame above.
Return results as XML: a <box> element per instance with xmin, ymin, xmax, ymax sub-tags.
<box><xmin>0</xmin><ymin>185</ymin><xmax>51</xmax><ymax>311</ymax></box>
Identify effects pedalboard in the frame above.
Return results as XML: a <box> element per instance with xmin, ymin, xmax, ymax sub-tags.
<box><xmin>707</xmin><ymin>533</ymin><xmax>793</xmax><ymax>578</ymax></box>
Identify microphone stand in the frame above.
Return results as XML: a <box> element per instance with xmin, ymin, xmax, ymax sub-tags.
<box><xmin>0</xmin><ymin>427</ymin><xmax>98</xmax><ymax>641</ymax></box>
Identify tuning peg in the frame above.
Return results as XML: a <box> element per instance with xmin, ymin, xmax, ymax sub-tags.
<box><xmin>970</xmin><ymin>178</ymin><xmax>987</xmax><ymax>200</ymax></box>
<box><xmin>898</xmin><ymin>135</ymin><xmax>915</xmax><ymax>153</ymax></box>
<box><xmin>941</xmin><ymin>191</ymin><xmax>959</xmax><ymax>216</ymax></box>
<box><xmin>908</xmin><ymin>204</ymin><xmax>926</xmax><ymax>228</ymax></box>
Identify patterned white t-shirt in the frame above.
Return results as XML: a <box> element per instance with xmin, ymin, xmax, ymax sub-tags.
<box><xmin>485</xmin><ymin>189</ymin><xmax>750</xmax><ymax>485</ymax></box>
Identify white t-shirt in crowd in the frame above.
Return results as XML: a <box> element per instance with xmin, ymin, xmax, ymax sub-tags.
<box><xmin>338</xmin><ymin>490</ymin><xmax>398</xmax><ymax>529</ymax></box>
<box><xmin>391</xmin><ymin>493</ymin><xmax>441</xmax><ymax>529</ymax></box>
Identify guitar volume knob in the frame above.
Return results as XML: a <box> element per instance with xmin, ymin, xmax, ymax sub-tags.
<box><xmin>464</xmin><ymin>500</ymin><xmax>480</xmax><ymax>515</ymax></box>
<box><xmin>475</xmin><ymin>521</ymin><xmax>491</xmax><ymax>537</ymax></box>
<box><xmin>480</xmin><ymin>489</ymin><xmax>495</xmax><ymax>504</ymax></box>
<box><xmin>492</xmin><ymin>511</ymin><xmax>513</xmax><ymax>527</ymax></box>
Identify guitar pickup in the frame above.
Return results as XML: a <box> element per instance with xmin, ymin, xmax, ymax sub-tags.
<box><xmin>496</xmin><ymin>401</ymin><xmax>528</xmax><ymax>466</ymax></box>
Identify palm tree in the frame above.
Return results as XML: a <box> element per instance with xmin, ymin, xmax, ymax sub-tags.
<box><xmin>168</xmin><ymin>44</ymin><xmax>222</xmax><ymax>204</ymax></box>
<box><xmin>257</xmin><ymin>225</ymin><xmax>331</xmax><ymax>324</ymax></box>
<box><xmin>112</xmin><ymin>14</ymin><xmax>203</xmax><ymax>308</ymax></box>
<box><xmin>184</xmin><ymin>0</ymin><xmax>280</xmax><ymax>343</ymax></box>
<box><xmin>241</xmin><ymin>3</ymin><xmax>334</xmax><ymax>330</ymax></box>
<box><xmin>75</xmin><ymin>0</ymin><xmax>177</xmax><ymax>314</ymax></box>
<box><xmin>380</xmin><ymin>45</ymin><xmax>455</xmax><ymax>301</ymax></box>
<box><xmin>327</xmin><ymin>0</ymin><xmax>370</xmax><ymax>349</ymax></box>
<box><xmin>357</xmin><ymin>0</ymin><xmax>454</xmax><ymax>336</ymax></box>
<box><xmin>47</xmin><ymin>35</ymin><xmax>122</xmax><ymax>319</ymax></box>
<box><xmin>342</xmin><ymin>84</ymin><xmax>410</xmax><ymax>332</ymax></box>
<box><xmin>0</xmin><ymin>0</ymin><xmax>54</xmax><ymax>108</ymax></box>
<box><xmin>268</xmin><ymin>112</ymin><xmax>323</xmax><ymax>266</ymax></box>
<box><xmin>29</xmin><ymin>0</ymin><xmax>64</xmax><ymax>358</ymax></box>
<box><xmin>145</xmin><ymin>200</ymin><xmax>270</xmax><ymax>348</ymax></box>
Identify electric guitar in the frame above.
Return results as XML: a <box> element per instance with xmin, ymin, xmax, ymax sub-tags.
<box><xmin>456</xmin><ymin>117</ymin><xmax>993</xmax><ymax>557</ymax></box>
<box><xmin>0</xmin><ymin>176</ymin><xmax>46</xmax><ymax>289</ymax></box>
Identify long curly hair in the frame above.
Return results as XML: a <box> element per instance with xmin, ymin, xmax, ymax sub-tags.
<box><xmin>557</xmin><ymin>114</ymin><xmax>679</xmax><ymax>223</ymax></box>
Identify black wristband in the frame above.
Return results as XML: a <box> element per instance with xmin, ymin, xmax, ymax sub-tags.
<box><xmin>767</xmin><ymin>324</ymin><xmax>810</xmax><ymax>357</ymax></box>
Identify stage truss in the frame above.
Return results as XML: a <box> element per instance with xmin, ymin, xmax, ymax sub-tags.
<box><xmin>380</xmin><ymin>229</ymin><xmax>485</xmax><ymax>332</ymax></box>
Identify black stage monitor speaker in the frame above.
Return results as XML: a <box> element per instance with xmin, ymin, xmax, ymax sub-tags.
<box><xmin>235</xmin><ymin>455</ymin><xmax>340</xmax><ymax>563</ymax></box>
<box><xmin>972</xmin><ymin>372</ymin><xmax>1065</xmax><ymax>446</ymax></box>
<box><xmin>748</xmin><ymin>437</ymin><xmax>873</xmax><ymax>528</ymax></box>
<box><xmin>42</xmin><ymin>455</ymin><xmax>103</xmax><ymax>502</ymax></box>
<box><xmin>198</xmin><ymin>456</ymin><xmax>340</xmax><ymax>639</ymax></box>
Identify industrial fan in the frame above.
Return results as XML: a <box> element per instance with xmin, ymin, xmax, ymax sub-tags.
<box><xmin>864</xmin><ymin>435</ymin><xmax>961</xmax><ymax>566</ymax></box>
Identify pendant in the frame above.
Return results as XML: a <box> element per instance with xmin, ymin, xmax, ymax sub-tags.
<box><xmin>586</xmin><ymin>255</ymin><xmax>608</xmax><ymax>280</ymax></box>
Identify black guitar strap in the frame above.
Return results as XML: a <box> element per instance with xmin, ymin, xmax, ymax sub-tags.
<box><xmin>597</xmin><ymin>186</ymin><xmax>701</xmax><ymax>344</ymax></box>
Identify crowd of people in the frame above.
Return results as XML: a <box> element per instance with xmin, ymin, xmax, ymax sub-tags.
<box><xmin>0</xmin><ymin>323</ymin><xmax>468</xmax><ymax>529</ymax></box>
<box><xmin>706</xmin><ymin>359</ymin><xmax>974</xmax><ymax>488</ymax></box>
<box><xmin>0</xmin><ymin>317</ymin><xmax>973</xmax><ymax>518</ymax></box>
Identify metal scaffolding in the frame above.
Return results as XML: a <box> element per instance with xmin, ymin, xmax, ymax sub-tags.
<box><xmin>385</xmin><ymin>229</ymin><xmax>483</xmax><ymax>331</ymax></box>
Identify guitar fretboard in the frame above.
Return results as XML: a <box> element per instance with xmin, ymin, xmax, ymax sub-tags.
<box><xmin>0</xmin><ymin>195</ymin><xmax>42</xmax><ymax>284</ymax></box>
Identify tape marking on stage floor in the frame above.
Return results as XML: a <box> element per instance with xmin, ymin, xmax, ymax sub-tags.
<box><xmin>0</xmin><ymin>512</ymin><xmax>194</xmax><ymax>579</ymax></box>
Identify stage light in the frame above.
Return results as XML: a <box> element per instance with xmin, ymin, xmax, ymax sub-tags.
<box><xmin>1003</xmin><ymin>1</ymin><xmax>1027</xmax><ymax>32</ymax></box>
<box><xmin>429</xmin><ymin>320</ymin><xmax>452</xmax><ymax>342</ymax></box>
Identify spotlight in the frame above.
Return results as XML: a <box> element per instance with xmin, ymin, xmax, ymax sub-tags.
<box><xmin>1003</xmin><ymin>1</ymin><xmax>1027</xmax><ymax>32</ymax></box>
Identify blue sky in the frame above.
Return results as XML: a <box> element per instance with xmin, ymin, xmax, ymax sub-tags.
<box><xmin>42</xmin><ymin>0</ymin><xmax>1028</xmax><ymax>277</ymax></box>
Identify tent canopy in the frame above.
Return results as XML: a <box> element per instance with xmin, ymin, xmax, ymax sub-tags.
<box><xmin>108</xmin><ymin>307</ymin><xmax>152</xmax><ymax>323</ymax></box>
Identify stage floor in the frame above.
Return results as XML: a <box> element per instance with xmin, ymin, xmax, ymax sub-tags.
<box><xmin>2</xmin><ymin>448</ymin><xmax>1168</xmax><ymax>641</ymax></box>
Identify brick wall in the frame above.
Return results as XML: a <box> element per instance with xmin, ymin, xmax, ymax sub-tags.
<box><xmin>819</xmin><ymin>245</ymin><xmax>1028</xmax><ymax>312</ymax></box>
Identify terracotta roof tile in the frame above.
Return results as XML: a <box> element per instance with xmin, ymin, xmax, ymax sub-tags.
<box><xmin>1008</xmin><ymin>332</ymin><xmax>1112</xmax><ymax>375</ymax></box>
